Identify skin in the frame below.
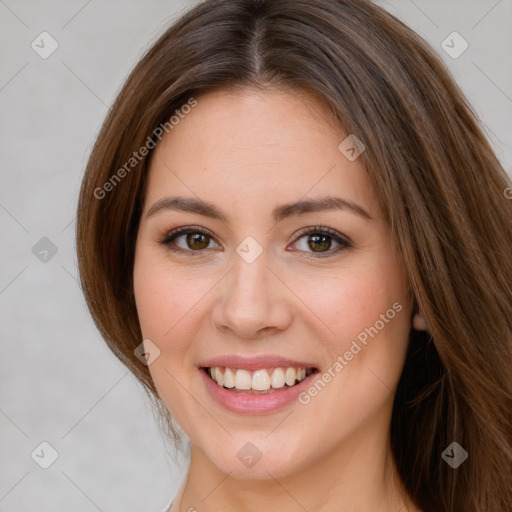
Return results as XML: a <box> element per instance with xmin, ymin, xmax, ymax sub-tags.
<box><xmin>133</xmin><ymin>87</ymin><xmax>421</xmax><ymax>512</ymax></box>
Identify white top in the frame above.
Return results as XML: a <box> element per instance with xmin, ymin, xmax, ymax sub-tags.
<box><xmin>161</xmin><ymin>476</ymin><xmax>187</xmax><ymax>512</ymax></box>
<box><xmin>161</xmin><ymin>498</ymin><xmax>173</xmax><ymax>512</ymax></box>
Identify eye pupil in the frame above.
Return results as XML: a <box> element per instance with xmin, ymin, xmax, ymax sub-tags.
<box><xmin>308</xmin><ymin>234</ymin><xmax>331</xmax><ymax>252</ymax></box>
<box><xmin>187</xmin><ymin>233</ymin><xmax>209</xmax><ymax>250</ymax></box>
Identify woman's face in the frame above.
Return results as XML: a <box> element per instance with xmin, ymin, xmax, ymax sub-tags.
<box><xmin>133</xmin><ymin>87</ymin><xmax>413</xmax><ymax>479</ymax></box>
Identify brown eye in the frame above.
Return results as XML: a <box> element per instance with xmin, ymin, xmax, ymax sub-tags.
<box><xmin>185</xmin><ymin>232</ymin><xmax>211</xmax><ymax>250</ymax></box>
<box><xmin>307</xmin><ymin>234</ymin><xmax>332</xmax><ymax>252</ymax></box>
<box><xmin>290</xmin><ymin>227</ymin><xmax>352</xmax><ymax>258</ymax></box>
<box><xmin>160</xmin><ymin>226</ymin><xmax>220</xmax><ymax>254</ymax></box>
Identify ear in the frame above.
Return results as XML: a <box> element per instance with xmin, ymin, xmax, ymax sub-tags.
<box><xmin>412</xmin><ymin>312</ymin><xmax>429</xmax><ymax>332</ymax></box>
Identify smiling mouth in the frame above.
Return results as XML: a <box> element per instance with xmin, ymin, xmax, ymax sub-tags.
<box><xmin>202</xmin><ymin>366</ymin><xmax>318</xmax><ymax>394</ymax></box>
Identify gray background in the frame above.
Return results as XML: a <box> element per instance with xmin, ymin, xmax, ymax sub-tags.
<box><xmin>0</xmin><ymin>1</ymin><xmax>511</xmax><ymax>511</ymax></box>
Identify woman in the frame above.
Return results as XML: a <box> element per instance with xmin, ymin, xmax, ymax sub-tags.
<box><xmin>76</xmin><ymin>0</ymin><xmax>512</xmax><ymax>511</ymax></box>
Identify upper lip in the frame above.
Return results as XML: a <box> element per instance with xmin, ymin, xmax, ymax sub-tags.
<box><xmin>198</xmin><ymin>355</ymin><xmax>318</xmax><ymax>371</ymax></box>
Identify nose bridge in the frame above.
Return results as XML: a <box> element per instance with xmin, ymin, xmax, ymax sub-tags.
<box><xmin>213</xmin><ymin>242</ymin><xmax>289</xmax><ymax>337</ymax></box>
<box><xmin>228</xmin><ymin>246</ymin><xmax>271</xmax><ymax>311</ymax></box>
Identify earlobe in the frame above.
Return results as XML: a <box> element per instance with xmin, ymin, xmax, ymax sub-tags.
<box><xmin>412</xmin><ymin>312</ymin><xmax>429</xmax><ymax>332</ymax></box>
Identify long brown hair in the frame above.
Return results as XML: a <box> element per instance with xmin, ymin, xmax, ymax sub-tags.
<box><xmin>76</xmin><ymin>0</ymin><xmax>512</xmax><ymax>510</ymax></box>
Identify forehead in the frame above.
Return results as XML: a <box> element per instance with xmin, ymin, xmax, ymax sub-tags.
<box><xmin>144</xmin><ymin>87</ymin><xmax>380</xmax><ymax>223</ymax></box>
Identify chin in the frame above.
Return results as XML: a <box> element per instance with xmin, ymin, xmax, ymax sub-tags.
<box><xmin>198</xmin><ymin>432</ymin><xmax>312</xmax><ymax>480</ymax></box>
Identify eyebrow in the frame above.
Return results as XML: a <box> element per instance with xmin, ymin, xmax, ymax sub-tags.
<box><xmin>145</xmin><ymin>195</ymin><xmax>373</xmax><ymax>223</ymax></box>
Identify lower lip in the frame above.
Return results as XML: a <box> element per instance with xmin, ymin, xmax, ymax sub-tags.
<box><xmin>200</xmin><ymin>369</ymin><xmax>316</xmax><ymax>414</ymax></box>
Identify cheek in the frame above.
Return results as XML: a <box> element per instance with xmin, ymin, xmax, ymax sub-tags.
<box><xmin>133</xmin><ymin>255</ymin><xmax>202</xmax><ymax>431</ymax></box>
<box><xmin>296</xmin><ymin>258</ymin><xmax>409</xmax><ymax>354</ymax></box>
<box><xmin>132</xmin><ymin>252</ymin><xmax>195</xmax><ymax>392</ymax></box>
<box><xmin>134</xmin><ymin>269</ymin><xmax>174</xmax><ymax>340</ymax></box>
<box><xmin>290</xmin><ymin>271</ymin><xmax>411</xmax><ymax>456</ymax></box>
<box><xmin>303</xmin><ymin>261</ymin><xmax>411</xmax><ymax>429</ymax></box>
<box><xmin>133</xmin><ymin>248</ymin><xmax>201</xmax><ymax>342</ymax></box>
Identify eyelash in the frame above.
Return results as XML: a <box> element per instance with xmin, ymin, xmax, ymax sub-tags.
<box><xmin>158</xmin><ymin>225</ymin><xmax>352</xmax><ymax>258</ymax></box>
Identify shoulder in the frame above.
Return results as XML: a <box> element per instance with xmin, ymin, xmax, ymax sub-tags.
<box><xmin>160</xmin><ymin>499</ymin><xmax>173</xmax><ymax>512</ymax></box>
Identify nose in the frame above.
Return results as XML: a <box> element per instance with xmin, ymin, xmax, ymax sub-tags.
<box><xmin>211</xmin><ymin>249</ymin><xmax>293</xmax><ymax>340</ymax></box>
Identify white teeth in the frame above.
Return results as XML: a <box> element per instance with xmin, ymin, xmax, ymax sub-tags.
<box><xmin>223</xmin><ymin>367</ymin><xmax>235</xmax><ymax>388</ymax></box>
<box><xmin>214</xmin><ymin>367</ymin><xmax>223</xmax><ymax>386</ymax></box>
<box><xmin>252</xmin><ymin>370</ymin><xmax>271</xmax><ymax>391</ymax></box>
<box><xmin>271</xmin><ymin>367</ymin><xmax>286</xmax><ymax>389</ymax></box>
<box><xmin>207</xmin><ymin>366</ymin><xmax>311</xmax><ymax>391</ymax></box>
<box><xmin>234</xmin><ymin>369</ymin><xmax>252</xmax><ymax>390</ymax></box>
<box><xmin>285</xmin><ymin>367</ymin><xmax>297</xmax><ymax>386</ymax></box>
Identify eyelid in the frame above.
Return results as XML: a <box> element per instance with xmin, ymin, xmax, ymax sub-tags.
<box><xmin>292</xmin><ymin>225</ymin><xmax>353</xmax><ymax>247</ymax></box>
